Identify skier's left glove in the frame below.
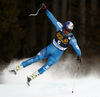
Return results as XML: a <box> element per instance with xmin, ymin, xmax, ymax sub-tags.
<box><xmin>77</xmin><ymin>56</ymin><xmax>82</xmax><ymax>63</ymax></box>
<box><xmin>40</xmin><ymin>3</ymin><xmax>47</xmax><ymax>10</ymax></box>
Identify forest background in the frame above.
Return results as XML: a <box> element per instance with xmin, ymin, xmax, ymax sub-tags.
<box><xmin>0</xmin><ymin>0</ymin><xmax>100</xmax><ymax>67</ymax></box>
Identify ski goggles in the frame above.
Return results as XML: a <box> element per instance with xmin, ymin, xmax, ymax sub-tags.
<box><xmin>64</xmin><ymin>28</ymin><xmax>71</xmax><ymax>33</ymax></box>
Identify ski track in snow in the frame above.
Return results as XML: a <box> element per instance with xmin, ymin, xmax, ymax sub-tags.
<box><xmin>0</xmin><ymin>59</ymin><xmax>100</xmax><ymax>97</ymax></box>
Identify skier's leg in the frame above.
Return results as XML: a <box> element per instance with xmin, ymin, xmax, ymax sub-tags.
<box><xmin>10</xmin><ymin>47</ymin><xmax>48</xmax><ymax>74</ymax></box>
<box><xmin>38</xmin><ymin>59</ymin><xmax>54</xmax><ymax>74</ymax></box>
<box><xmin>27</xmin><ymin>59</ymin><xmax>54</xmax><ymax>86</ymax></box>
<box><xmin>27</xmin><ymin>56</ymin><xmax>57</xmax><ymax>85</ymax></box>
<box><xmin>35</xmin><ymin>50</ymin><xmax>63</xmax><ymax>75</ymax></box>
<box><xmin>26</xmin><ymin>44</ymin><xmax>64</xmax><ymax>85</ymax></box>
<box><xmin>22</xmin><ymin>47</ymin><xmax>47</xmax><ymax>68</ymax></box>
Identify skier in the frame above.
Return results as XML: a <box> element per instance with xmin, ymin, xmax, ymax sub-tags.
<box><xmin>10</xmin><ymin>3</ymin><xmax>82</xmax><ymax>86</ymax></box>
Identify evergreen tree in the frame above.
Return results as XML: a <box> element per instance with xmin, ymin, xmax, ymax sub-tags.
<box><xmin>0</xmin><ymin>0</ymin><xmax>25</xmax><ymax>63</ymax></box>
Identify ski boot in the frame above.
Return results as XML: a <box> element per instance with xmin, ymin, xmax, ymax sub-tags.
<box><xmin>27</xmin><ymin>71</ymin><xmax>40</xmax><ymax>86</ymax></box>
<box><xmin>9</xmin><ymin>64</ymin><xmax>23</xmax><ymax>75</ymax></box>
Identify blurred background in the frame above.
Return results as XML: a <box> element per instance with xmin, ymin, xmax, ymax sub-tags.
<box><xmin>0</xmin><ymin>0</ymin><xmax>100</xmax><ymax>69</ymax></box>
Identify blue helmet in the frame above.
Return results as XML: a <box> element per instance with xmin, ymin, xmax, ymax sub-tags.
<box><xmin>63</xmin><ymin>21</ymin><xmax>74</xmax><ymax>30</ymax></box>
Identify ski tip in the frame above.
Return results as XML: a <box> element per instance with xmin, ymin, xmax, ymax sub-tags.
<box><xmin>27</xmin><ymin>76</ymin><xmax>31</xmax><ymax>86</ymax></box>
<box><xmin>27</xmin><ymin>82</ymin><xmax>30</xmax><ymax>86</ymax></box>
<box><xmin>9</xmin><ymin>70</ymin><xmax>17</xmax><ymax>75</ymax></box>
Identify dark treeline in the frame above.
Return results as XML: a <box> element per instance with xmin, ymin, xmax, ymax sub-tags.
<box><xmin>0</xmin><ymin>0</ymin><xmax>100</xmax><ymax>63</ymax></box>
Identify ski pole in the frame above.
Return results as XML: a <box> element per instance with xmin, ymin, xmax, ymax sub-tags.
<box><xmin>29</xmin><ymin>6</ymin><xmax>42</xmax><ymax>16</ymax></box>
<box><xmin>72</xmin><ymin>62</ymin><xmax>80</xmax><ymax>93</ymax></box>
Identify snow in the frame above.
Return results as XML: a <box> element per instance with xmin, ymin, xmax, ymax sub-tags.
<box><xmin>0</xmin><ymin>77</ymin><xmax>100</xmax><ymax>97</ymax></box>
<box><xmin>0</xmin><ymin>59</ymin><xmax>100</xmax><ymax>97</ymax></box>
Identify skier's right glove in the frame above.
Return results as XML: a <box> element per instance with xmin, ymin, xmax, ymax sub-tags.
<box><xmin>77</xmin><ymin>56</ymin><xmax>82</xmax><ymax>63</ymax></box>
<box><xmin>40</xmin><ymin>3</ymin><xmax>47</xmax><ymax>10</ymax></box>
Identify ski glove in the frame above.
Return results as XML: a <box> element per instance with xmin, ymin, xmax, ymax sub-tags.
<box><xmin>77</xmin><ymin>56</ymin><xmax>82</xmax><ymax>63</ymax></box>
<box><xmin>40</xmin><ymin>3</ymin><xmax>47</xmax><ymax>10</ymax></box>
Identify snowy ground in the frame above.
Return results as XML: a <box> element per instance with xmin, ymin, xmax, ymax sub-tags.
<box><xmin>1</xmin><ymin>77</ymin><xmax>100</xmax><ymax>97</ymax></box>
<box><xmin>0</xmin><ymin>58</ymin><xmax>100</xmax><ymax>97</ymax></box>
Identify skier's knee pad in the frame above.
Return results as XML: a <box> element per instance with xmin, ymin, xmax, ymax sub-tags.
<box><xmin>48</xmin><ymin>56</ymin><xmax>58</xmax><ymax>64</ymax></box>
<box><xmin>38</xmin><ymin>60</ymin><xmax>54</xmax><ymax>74</ymax></box>
<box><xmin>38</xmin><ymin>65</ymin><xmax>51</xmax><ymax>74</ymax></box>
<box><xmin>37</xmin><ymin>48</ymin><xmax>47</xmax><ymax>60</ymax></box>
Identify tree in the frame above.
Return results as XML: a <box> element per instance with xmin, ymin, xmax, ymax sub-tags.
<box><xmin>51</xmin><ymin>0</ymin><xmax>60</xmax><ymax>39</ymax></box>
<box><xmin>60</xmin><ymin>0</ymin><xmax>67</xmax><ymax>24</ymax></box>
<box><xmin>78</xmin><ymin>0</ymin><xmax>86</xmax><ymax>50</ymax></box>
<box><xmin>0</xmin><ymin>0</ymin><xmax>25</xmax><ymax>63</ymax></box>
<box><xmin>22</xmin><ymin>0</ymin><xmax>36</xmax><ymax>57</ymax></box>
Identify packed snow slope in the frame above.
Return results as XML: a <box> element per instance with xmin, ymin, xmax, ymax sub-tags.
<box><xmin>0</xmin><ymin>57</ymin><xmax>100</xmax><ymax>97</ymax></box>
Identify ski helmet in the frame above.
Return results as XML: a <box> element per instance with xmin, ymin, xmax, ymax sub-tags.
<box><xmin>63</xmin><ymin>21</ymin><xmax>74</xmax><ymax>31</ymax></box>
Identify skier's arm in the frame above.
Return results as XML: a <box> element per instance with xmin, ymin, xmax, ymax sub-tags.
<box><xmin>69</xmin><ymin>37</ymin><xmax>81</xmax><ymax>57</ymax></box>
<box><xmin>45</xmin><ymin>9</ymin><xmax>63</xmax><ymax>31</ymax></box>
<box><xmin>41</xmin><ymin>3</ymin><xmax>63</xmax><ymax>31</ymax></box>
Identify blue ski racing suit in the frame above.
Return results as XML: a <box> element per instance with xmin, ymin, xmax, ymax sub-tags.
<box><xmin>22</xmin><ymin>9</ymin><xmax>81</xmax><ymax>75</ymax></box>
